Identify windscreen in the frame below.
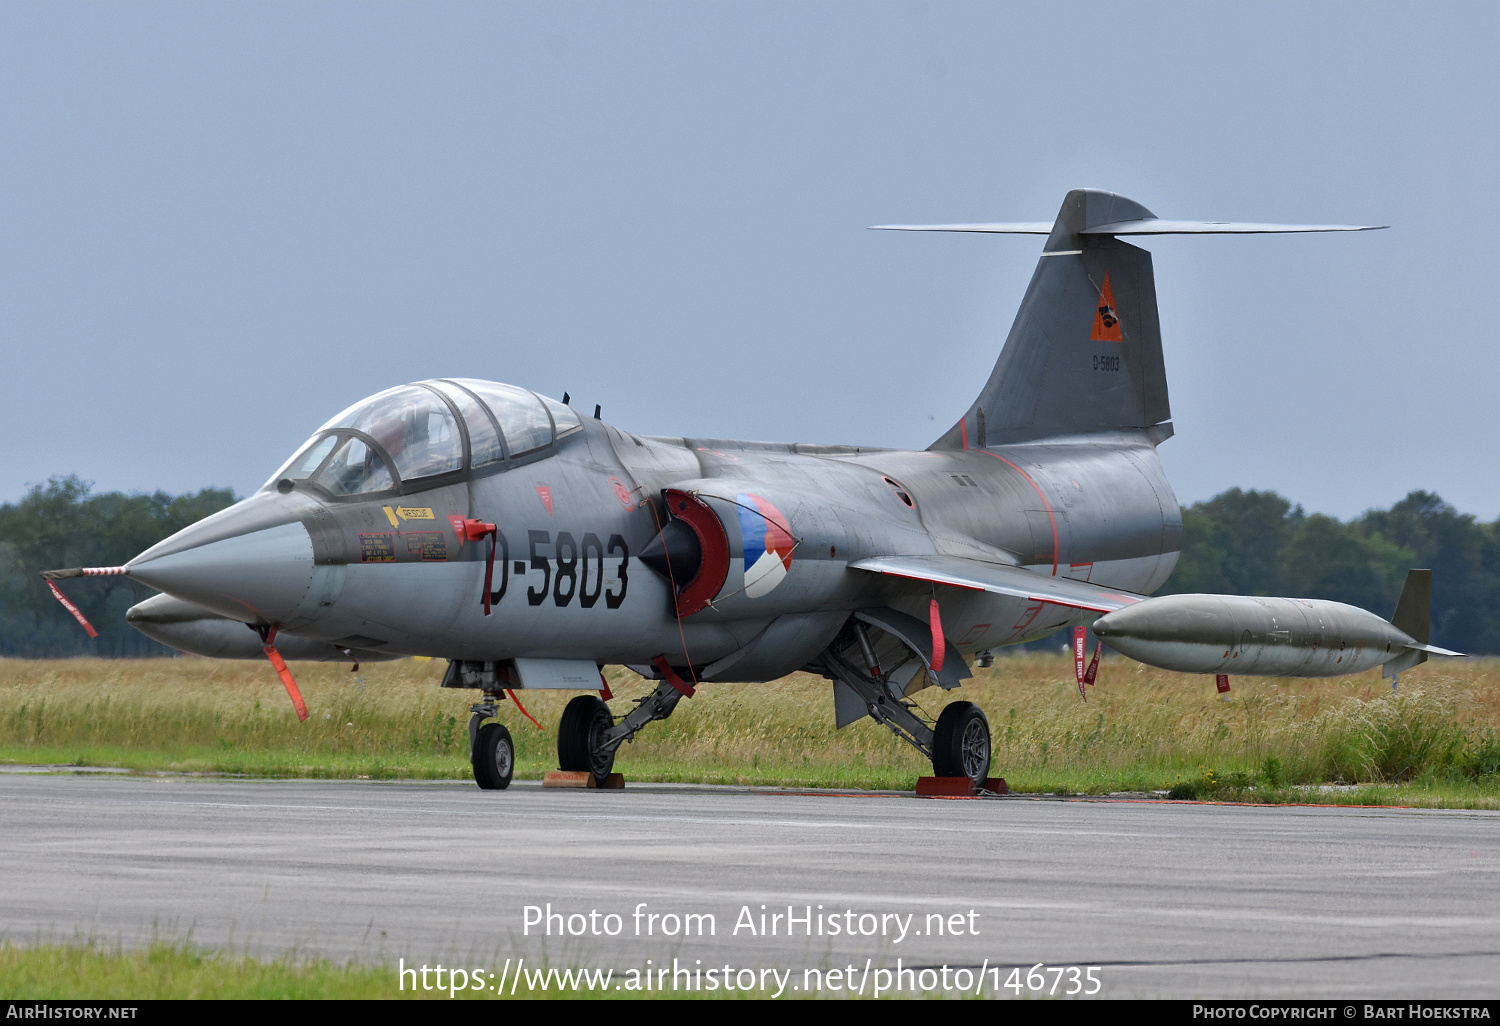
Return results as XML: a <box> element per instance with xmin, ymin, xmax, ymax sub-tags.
<box><xmin>266</xmin><ymin>434</ymin><xmax>339</xmax><ymax>487</ymax></box>
<box><xmin>314</xmin><ymin>437</ymin><xmax>395</xmax><ymax>495</ymax></box>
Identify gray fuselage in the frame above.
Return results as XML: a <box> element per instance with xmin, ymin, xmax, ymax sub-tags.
<box><xmin>125</xmin><ymin>413</ymin><xmax>1181</xmax><ymax>682</ymax></box>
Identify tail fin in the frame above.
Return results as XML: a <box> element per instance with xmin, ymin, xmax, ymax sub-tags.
<box><xmin>1384</xmin><ymin>568</ymin><xmax>1433</xmax><ymax>677</ymax></box>
<box><xmin>1390</xmin><ymin>568</ymin><xmax>1432</xmax><ymax>646</ymax></box>
<box><xmin>872</xmin><ymin>188</ymin><xmax>1384</xmax><ymax>449</ymax></box>
<box><xmin>933</xmin><ymin>190</ymin><xmax>1168</xmax><ymax>447</ymax></box>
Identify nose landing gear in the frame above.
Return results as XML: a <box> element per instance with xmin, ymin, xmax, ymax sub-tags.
<box><xmin>467</xmin><ymin>686</ymin><xmax>515</xmax><ymax>790</ymax></box>
<box><xmin>472</xmin><ymin>720</ymin><xmax>515</xmax><ymax>790</ymax></box>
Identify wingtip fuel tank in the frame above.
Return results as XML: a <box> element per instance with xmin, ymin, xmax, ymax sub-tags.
<box><xmin>1092</xmin><ymin>592</ymin><xmax>1446</xmax><ymax>678</ymax></box>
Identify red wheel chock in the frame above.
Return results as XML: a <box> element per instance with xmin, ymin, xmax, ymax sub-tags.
<box><xmin>915</xmin><ymin>776</ymin><xmax>1008</xmax><ymax>797</ymax></box>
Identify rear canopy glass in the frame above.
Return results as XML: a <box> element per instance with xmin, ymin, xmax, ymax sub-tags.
<box><xmin>430</xmin><ymin>380</ymin><xmax>504</xmax><ymax>467</ymax></box>
<box><xmin>450</xmin><ymin>379</ymin><xmax>554</xmax><ymax>457</ymax></box>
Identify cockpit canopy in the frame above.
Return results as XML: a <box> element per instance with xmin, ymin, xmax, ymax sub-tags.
<box><xmin>264</xmin><ymin>379</ymin><xmax>582</xmax><ymax>497</ymax></box>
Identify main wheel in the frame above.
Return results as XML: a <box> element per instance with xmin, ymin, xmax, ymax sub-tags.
<box><xmin>472</xmin><ymin>722</ymin><xmax>514</xmax><ymax>790</ymax></box>
<box><xmin>557</xmin><ymin>694</ymin><xmax>616</xmax><ymax>783</ymax></box>
<box><xmin>931</xmin><ymin>701</ymin><xmax>991</xmax><ymax>785</ymax></box>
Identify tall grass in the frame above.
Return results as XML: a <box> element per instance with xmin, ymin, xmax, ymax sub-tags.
<box><xmin>1</xmin><ymin>654</ymin><xmax>1497</xmax><ymax>796</ymax></box>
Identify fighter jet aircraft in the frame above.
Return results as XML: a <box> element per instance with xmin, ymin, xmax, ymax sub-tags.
<box><xmin>44</xmin><ymin>189</ymin><xmax>1458</xmax><ymax>792</ymax></box>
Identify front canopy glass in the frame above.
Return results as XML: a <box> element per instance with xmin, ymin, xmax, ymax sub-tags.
<box><xmin>318</xmin><ymin>385</ymin><xmax>464</xmax><ymax>482</ymax></box>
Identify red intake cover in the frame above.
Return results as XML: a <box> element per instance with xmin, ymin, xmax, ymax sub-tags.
<box><xmin>663</xmin><ymin>488</ymin><xmax>730</xmax><ymax>616</ymax></box>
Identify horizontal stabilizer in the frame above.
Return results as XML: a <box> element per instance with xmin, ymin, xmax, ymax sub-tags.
<box><xmin>849</xmin><ymin>554</ymin><xmax>1146</xmax><ymax>613</ymax></box>
<box><xmin>871</xmin><ymin>220</ymin><xmax>1385</xmax><ymax>236</ymax></box>
<box><xmin>1084</xmin><ymin>220</ymin><xmax>1385</xmax><ymax>235</ymax></box>
<box><xmin>869</xmin><ymin>222</ymin><xmax>1054</xmax><ymax>234</ymax></box>
<box><xmin>1406</xmin><ymin>641</ymin><xmax>1464</xmax><ymax>657</ymax></box>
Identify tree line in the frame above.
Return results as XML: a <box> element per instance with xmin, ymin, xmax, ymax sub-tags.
<box><xmin>1158</xmin><ymin>488</ymin><xmax>1500</xmax><ymax>655</ymax></box>
<box><xmin>0</xmin><ymin>476</ymin><xmax>236</xmax><ymax>656</ymax></box>
<box><xmin>1</xmin><ymin>477</ymin><xmax>1498</xmax><ymax>657</ymax></box>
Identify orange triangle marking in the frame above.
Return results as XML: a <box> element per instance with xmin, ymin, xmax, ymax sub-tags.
<box><xmin>1091</xmin><ymin>272</ymin><xmax>1124</xmax><ymax>342</ymax></box>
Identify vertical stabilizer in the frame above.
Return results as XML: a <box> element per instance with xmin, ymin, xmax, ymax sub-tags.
<box><xmin>1390</xmin><ymin>568</ymin><xmax>1432</xmax><ymax>645</ymax></box>
<box><xmin>930</xmin><ymin>190</ymin><xmax>1171</xmax><ymax>449</ymax></box>
<box><xmin>1384</xmin><ymin>568</ymin><xmax>1432</xmax><ymax>677</ymax></box>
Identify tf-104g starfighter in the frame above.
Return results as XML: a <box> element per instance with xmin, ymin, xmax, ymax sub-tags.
<box><xmin>46</xmin><ymin>189</ymin><xmax>1459</xmax><ymax>791</ymax></box>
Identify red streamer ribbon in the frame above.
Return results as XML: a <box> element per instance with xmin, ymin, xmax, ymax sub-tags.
<box><xmin>1074</xmin><ymin>625</ymin><xmax>1087</xmax><ymax>697</ymax></box>
<box><xmin>262</xmin><ymin>639</ymin><xmax>309</xmax><ymax>721</ymax></box>
<box><xmin>505</xmin><ymin>689</ymin><xmax>544</xmax><ymax>731</ymax></box>
<box><xmin>462</xmin><ymin>518</ymin><xmax>499</xmax><ymax>615</ymax></box>
<box><xmin>929</xmin><ymin>598</ymin><xmax>946</xmax><ymax>673</ymax></box>
<box><xmin>46</xmin><ymin>580</ymin><xmax>99</xmax><ymax>638</ymax></box>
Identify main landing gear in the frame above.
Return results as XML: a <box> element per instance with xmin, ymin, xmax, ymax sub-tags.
<box><xmin>819</xmin><ymin>646</ymin><xmax>993</xmax><ymax>788</ymax></box>
<box><xmin>556</xmin><ymin>678</ymin><xmax>688</xmax><ymax>786</ymax></box>
<box><xmin>558</xmin><ymin>695</ymin><xmax>616</xmax><ymax>783</ymax></box>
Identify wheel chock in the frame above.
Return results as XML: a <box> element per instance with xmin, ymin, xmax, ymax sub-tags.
<box><xmin>915</xmin><ymin>776</ymin><xmax>1009</xmax><ymax>797</ymax></box>
<box><xmin>543</xmin><ymin>771</ymin><xmax>625</xmax><ymax>789</ymax></box>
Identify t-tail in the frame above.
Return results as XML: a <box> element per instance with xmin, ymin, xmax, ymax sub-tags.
<box><xmin>871</xmin><ymin>188</ymin><xmax>1385</xmax><ymax>449</ymax></box>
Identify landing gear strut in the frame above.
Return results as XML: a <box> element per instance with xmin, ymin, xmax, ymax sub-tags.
<box><xmin>556</xmin><ymin>678</ymin><xmax>687</xmax><ymax>785</ymax></box>
<box><xmin>820</xmin><ymin>648</ymin><xmax>992</xmax><ymax>787</ymax></box>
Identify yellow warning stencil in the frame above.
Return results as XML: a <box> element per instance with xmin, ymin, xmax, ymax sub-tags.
<box><xmin>1091</xmin><ymin>273</ymin><xmax>1124</xmax><ymax>342</ymax></box>
<box><xmin>382</xmin><ymin>506</ymin><xmax>400</xmax><ymax>528</ymax></box>
<box><xmin>395</xmin><ymin>507</ymin><xmax>435</xmax><ymax>521</ymax></box>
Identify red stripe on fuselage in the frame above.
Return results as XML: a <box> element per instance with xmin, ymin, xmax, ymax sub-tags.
<box><xmin>976</xmin><ymin>451</ymin><xmax>1059</xmax><ymax>577</ymax></box>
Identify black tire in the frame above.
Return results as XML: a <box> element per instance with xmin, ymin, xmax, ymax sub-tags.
<box><xmin>931</xmin><ymin>701</ymin><xmax>991</xmax><ymax>785</ymax></box>
<box><xmin>557</xmin><ymin>694</ymin><xmax>615</xmax><ymax>783</ymax></box>
<box><xmin>472</xmin><ymin>722</ymin><xmax>514</xmax><ymax>790</ymax></box>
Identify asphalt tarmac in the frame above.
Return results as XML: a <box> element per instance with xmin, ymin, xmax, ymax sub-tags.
<box><xmin>2</xmin><ymin>773</ymin><xmax>1497</xmax><ymax>999</ymax></box>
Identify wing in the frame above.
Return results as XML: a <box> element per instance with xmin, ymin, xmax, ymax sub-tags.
<box><xmin>849</xmin><ymin>555</ymin><xmax>1147</xmax><ymax>613</ymax></box>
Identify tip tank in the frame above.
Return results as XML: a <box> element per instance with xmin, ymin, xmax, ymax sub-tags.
<box><xmin>1091</xmin><ymin>593</ymin><xmax>1428</xmax><ymax>678</ymax></box>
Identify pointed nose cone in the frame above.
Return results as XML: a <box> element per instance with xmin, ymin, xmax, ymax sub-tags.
<box><xmin>124</xmin><ymin>490</ymin><xmax>341</xmax><ymax>627</ymax></box>
<box><xmin>128</xmin><ymin>521</ymin><xmax>318</xmax><ymax>625</ymax></box>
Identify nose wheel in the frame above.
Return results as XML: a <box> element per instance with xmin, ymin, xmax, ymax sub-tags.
<box><xmin>471</xmin><ymin>721</ymin><xmax>515</xmax><ymax>790</ymax></box>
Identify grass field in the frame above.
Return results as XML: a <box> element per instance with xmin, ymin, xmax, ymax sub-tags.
<box><xmin>0</xmin><ymin>940</ymin><xmax>637</xmax><ymax>999</ymax></box>
<box><xmin>2</xmin><ymin>653</ymin><xmax>1497</xmax><ymax>805</ymax></box>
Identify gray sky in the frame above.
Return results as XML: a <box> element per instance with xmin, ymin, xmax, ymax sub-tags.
<box><xmin>3</xmin><ymin>2</ymin><xmax>1495</xmax><ymax>520</ymax></box>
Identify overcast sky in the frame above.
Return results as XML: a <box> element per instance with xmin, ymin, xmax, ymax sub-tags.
<box><xmin>3</xmin><ymin>2</ymin><xmax>1495</xmax><ymax>520</ymax></box>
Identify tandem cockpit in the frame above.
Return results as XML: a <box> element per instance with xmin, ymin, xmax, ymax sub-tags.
<box><xmin>263</xmin><ymin>379</ymin><xmax>583</xmax><ymax>499</ymax></box>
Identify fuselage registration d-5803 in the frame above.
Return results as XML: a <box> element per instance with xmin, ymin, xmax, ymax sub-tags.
<box><xmin>45</xmin><ymin>189</ymin><xmax>1458</xmax><ymax>792</ymax></box>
